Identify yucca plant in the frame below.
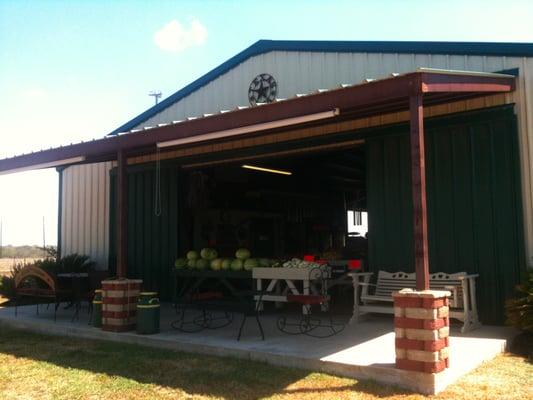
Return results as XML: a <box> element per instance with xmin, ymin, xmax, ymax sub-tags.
<box><xmin>506</xmin><ymin>272</ymin><xmax>533</xmax><ymax>333</ymax></box>
<box><xmin>506</xmin><ymin>272</ymin><xmax>533</xmax><ymax>360</ymax></box>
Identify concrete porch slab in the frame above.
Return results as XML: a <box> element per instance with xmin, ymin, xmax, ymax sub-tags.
<box><xmin>0</xmin><ymin>303</ymin><xmax>516</xmax><ymax>394</ymax></box>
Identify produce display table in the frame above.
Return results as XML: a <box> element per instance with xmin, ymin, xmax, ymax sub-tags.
<box><xmin>252</xmin><ymin>267</ymin><xmax>330</xmax><ymax>314</ymax></box>
<box><xmin>172</xmin><ymin>269</ymin><xmax>253</xmax><ymax>308</ymax></box>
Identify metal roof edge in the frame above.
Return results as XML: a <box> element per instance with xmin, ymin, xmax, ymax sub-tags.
<box><xmin>108</xmin><ymin>40</ymin><xmax>532</xmax><ymax>136</ymax></box>
<box><xmin>416</xmin><ymin>67</ymin><xmax>516</xmax><ymax>78</ymax></box>
<box><xmin>108</xmin><ymin>39</ymin><xmax>271</xmax><ymax>136</ymax></box>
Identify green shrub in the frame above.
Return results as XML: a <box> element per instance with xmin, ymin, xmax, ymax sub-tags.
<box><xmin>506</xmin><ymin>272</ymin><xmax>533</xmax><ymax>333</ymax></box>
<box><xmin>35</xmin><ymin>258</ymin><xmax>61</xmax><ymax>276</ymax></box>
<box><xmin>58</xmin><ymin>254</ymin><xmax>95</xmax><ymax>273</ymax></box>
<box><xmin>0</xmin><ymin>262</ymin><xmax>28</xmax><ymax>299</ymax></box>
<box><xmin>0</xmin><ymin>275</ymin><xmax>15</xmax><ymax>299</ymax></box>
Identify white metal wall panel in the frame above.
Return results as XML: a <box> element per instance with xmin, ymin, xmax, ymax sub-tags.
<box><xmin>136</xmin><ymin>51</ymin><xmax>519</xmax><ymax>128</ymax></box>
<box><xmin>60</xmin><ymin>161</ymin><xmax>114</xmax><ymax>269</ymax></box>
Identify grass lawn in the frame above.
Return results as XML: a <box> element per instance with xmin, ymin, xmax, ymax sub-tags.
<box><xmin>0</xmin><ymin>326</ymin><xmax>531</xmax><ymax>400</ymax></box>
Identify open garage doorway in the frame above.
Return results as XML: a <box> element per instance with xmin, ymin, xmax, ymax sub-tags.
<box><xmin>179</xmin><ymin>145</ymin><xmax>368</xmax><ymax>264</ymax></box>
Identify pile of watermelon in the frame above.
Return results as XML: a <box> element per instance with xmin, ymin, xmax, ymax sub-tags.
<box><xmin>175</xmin><ymin>248</ymin><xmax>276</xmax><ymax>271</ymax></box>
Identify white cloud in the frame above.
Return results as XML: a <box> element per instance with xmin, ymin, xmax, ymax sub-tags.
<box><xmin>153</xmin><ymin>19</ymin><xmax>208</xmax><ymax>53</ymax></box>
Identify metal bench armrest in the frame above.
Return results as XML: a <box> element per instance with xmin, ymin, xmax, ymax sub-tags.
<box><xmin>458</xmin><ymin>274</ymin><xmax>479</xmax><ymax>279</ymax></box>
<box><xmin>442</xmin><ymin>285</ymin><xmax>460</xmax><ymax>308</ymax></box>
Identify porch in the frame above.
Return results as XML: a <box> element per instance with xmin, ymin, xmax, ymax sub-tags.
<box><xmin>0</xmin><ymin>302</ymin><xmax>514</xmax><ymax>394</ymax></box>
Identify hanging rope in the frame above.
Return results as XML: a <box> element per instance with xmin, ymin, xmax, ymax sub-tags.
<box><xmin>154</xmin><ymin>147</ymin><xmax>162</xmax><ymax>217</ymax></box>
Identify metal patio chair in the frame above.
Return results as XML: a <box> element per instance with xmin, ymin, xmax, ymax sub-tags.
<box><xmin>277</xmin><ymin>266</ymin><xmax>345</xmax><ymax>338</ymax></box>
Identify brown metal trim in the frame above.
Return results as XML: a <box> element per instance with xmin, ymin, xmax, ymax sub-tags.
<box><xmin>421</xmin><ymin>72</ymin><xmax>515</xmax><ymax>93</ymax></box>
<box><xmin>0</xmin><ymin>71</ymin><xmax>516</xmax><ymax>175</ymax></box>
<box><xmin>409</xmin><ymin>94</ymin><xmax>430</xmax><ymax>291</ymax></box>
<box><xmin>181</xmin><ymin>139</ymin><xmax>365</xmax><ymax>169</ymax></box>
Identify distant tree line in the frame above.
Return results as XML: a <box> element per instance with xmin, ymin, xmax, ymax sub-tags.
<box><xmin>0</xmin><ymin>245</ymin><xmax>57</xmax><ymax>259</ymax></box>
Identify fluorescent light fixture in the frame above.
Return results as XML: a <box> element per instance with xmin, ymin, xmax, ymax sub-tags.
<box><xmin>157</xmin><ymin>109</ymin><xmax>340</xmax><ymax>149</ymax></box>
<box><xmin>242</xmin><ymin>164</ymin><xmax>292</xmax><ymax>176</ymax></box>
<box><xmin>0</xmin><ymin>156</ymin><xmax>86</xmax><ymax>175</ymax></box>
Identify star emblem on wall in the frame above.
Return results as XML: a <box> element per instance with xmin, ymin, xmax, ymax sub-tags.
<box><xmin>248</xmin><ymin>73</ymin><xmax>278</xmax><ymax>106</ymax></box>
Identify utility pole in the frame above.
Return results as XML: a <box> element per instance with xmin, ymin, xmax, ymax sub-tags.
<box><xmin>42</xmin><ymin>216</ymin><xmax>46</xmax><ymax>257</ymax></box>
<box><xmin>149</xmin><ymin>91</ymin><xmax>162</xmax><ymax>105</ymax></box>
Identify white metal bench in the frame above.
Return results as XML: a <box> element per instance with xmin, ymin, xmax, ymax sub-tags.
<box><xmin>348</xmin><ymin>271</ymin><xmax>481</xmax><ymax>332</ymax></box>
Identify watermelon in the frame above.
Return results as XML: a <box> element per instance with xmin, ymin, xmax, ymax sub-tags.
<box><xmin>187</xmin><ymin>259</ymin><xmax>197</xmax><ymax>269</ymax></box>
<box><xmin>244</xmin><ymin>258</ymin><xmax>258</xmax><ymax>271</ymax></box>
<box><xmin>235</xmin><ymin>248</ymin><xmax>251</xmax><ymax>260</ymax></box>
<box><xmin>200</xmin><ymin>248</ymin><xmax>218</xmax><ymax>260</ymax></box>
<box><xmin>258</xmin><ymin>258</ymin><xmax>271</xmax><ymax>267</ymax></box>
<box><xmin>196</xmin><ymin>259</ymin><xmax>209</xmax><ymax>270</ymax></box>
<box><xmin>210</xmin><ymin>258</ymin><xmax>223</xmax><ymax>271</ymax></box>
<box><xmin>221</xmin><ymin>258</ymin><xmax>232</xmax><ymax>270</ymax></box>
<box><xmin>175</xmin><ymin>258</ymin><xmax>188</xmax><ymax>269</ymax></box>
<box><xmin>187</xmin><ymin>250</ymin><xmax>199</xmax><ymax>260</ymax></box>
<box><xmin>230</xmin><ymin>259</ymin><xmax>243</xmax><ymax>271</ymax></box>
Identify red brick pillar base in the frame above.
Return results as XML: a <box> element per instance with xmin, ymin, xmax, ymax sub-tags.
<box><xmin>101</xmin><ymin>279</ymin><xmax>143</xmax><ymax>332</ymax></box>
<box><xmin>393</xmin><ymin>289</ymin><xmax>451</xmax><ymax>373</ymax></box>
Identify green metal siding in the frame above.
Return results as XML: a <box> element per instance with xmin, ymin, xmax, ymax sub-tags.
<box><xmin>109</xmin><ymin>164</ymin><xmax>180</xmax><ymax>300</ymax></box>
<box><xmin>108</xmin><ymin>106</ymin><xmax>525</xmax><ymax>323</ymax></box>
<box><xmin>367</xmin><ymin>106</ymin><xmax>525</xmax><ymax>324</ymax></box>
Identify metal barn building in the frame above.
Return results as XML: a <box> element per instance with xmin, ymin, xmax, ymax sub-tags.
<box><xmin>3</xmin><ymin>40</ymin><xmax>533</xmax><ymax>324</ymax></box>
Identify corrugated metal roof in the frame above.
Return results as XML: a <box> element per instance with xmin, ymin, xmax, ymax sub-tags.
<box><xmin>0</xmin><ymin>69</ymin><xmax>516</xmax><ymax>173</ymax></box>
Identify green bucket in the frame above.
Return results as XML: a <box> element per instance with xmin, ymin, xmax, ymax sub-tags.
<box><xmin>92</xmin><ymin>289</ymin><xmax>103</xmax><ymax>328</ymax></box>
<box><xmin>136</xmin><ymin>292</ymin><xmax>160</xmax><ymax>334</ymax></box>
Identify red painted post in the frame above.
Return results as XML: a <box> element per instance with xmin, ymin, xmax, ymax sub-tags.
<box><xmin>116</xmin><ymin>149</ymin><xmax>127</xmax><ymax>278</ymax></box>
<box><xmin>409</xmin><ymin>94</ymin><xmax>430</xmax><ymax>291</ymax></box>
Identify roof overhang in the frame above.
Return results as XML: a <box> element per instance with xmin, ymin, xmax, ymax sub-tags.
<box><xmin>0</xmin><ymin>69</ymin><xmax>516</xmax><ymax>175</ymax></box>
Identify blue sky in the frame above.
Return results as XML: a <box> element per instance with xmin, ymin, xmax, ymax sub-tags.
<box><xmin>0</xmin><ymin>0</ymin><xmax>532</xmax><ymax>246</ymax></box>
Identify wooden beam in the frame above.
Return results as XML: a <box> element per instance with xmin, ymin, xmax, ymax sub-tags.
<box><xmin>409</xmin><ymin>94</ymin><xmax>430</xmax><ymax>291</ymax></box>
<box><xmin>116</xmin><ymin>149</ymin><xmax>128</xmax><ymax>278</ymax></box>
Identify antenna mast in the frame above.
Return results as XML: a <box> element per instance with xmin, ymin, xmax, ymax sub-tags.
<box><xmin>149</xmin><ymin>91</ymin><xmax>162</xmax><ymax>105</ymax></box>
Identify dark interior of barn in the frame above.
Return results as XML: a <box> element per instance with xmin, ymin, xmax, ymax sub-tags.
<box><xmin>180</xmin><ymin>145</ymin><xmax>368</xmax><ymax>264</ymax></box>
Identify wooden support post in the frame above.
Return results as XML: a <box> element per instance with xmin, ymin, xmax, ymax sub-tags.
<box><xmin>409</xmin><ymin>94</ymin><xmax>430</xmax><ymax>291</ymax></box>
<box><xmin>116</xmin><ymin>149</ymin><xmax>128</xmax><ymax>278</ymax></box>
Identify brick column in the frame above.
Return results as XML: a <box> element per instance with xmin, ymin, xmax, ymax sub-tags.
<box><xmin>101</xmin><ymin>278</ymin><xmax>143</xmax><ymax>332</ymax></box>
<box><xmin>393</xmin><ymin>289</ymin><xmax>451</xmax><ymax>374</ymax></box>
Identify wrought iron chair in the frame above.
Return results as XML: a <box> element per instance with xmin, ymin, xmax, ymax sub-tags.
<box><xmin>277</xmin><ymin>266</ymin><xmax>345</xmax><ymax>338</ymax></box>
<box><xmin>172</xmin><ymin>290</ymin><xmax>234</xmax><ymax>333</ymax></box>
<box><xmin>172</xmin><ymin>287</ymin><xmax>265</xmax><ymax>340</ymax></box>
